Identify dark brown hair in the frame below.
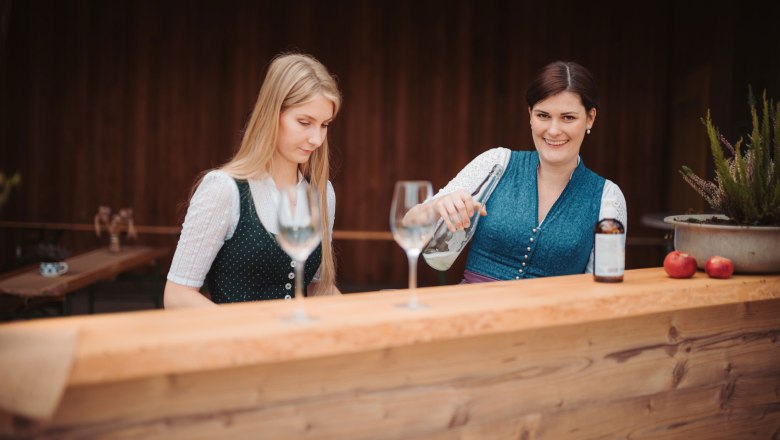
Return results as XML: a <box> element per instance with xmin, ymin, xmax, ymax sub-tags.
<box><xmin>525</xmin><ymin>61</ymin><xmax>599</xmax><ymax>112</ymax></box>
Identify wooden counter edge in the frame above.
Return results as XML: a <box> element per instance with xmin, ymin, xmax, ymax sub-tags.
<box><xmin>1</xmin><ymin>267</ymin><xmax>778</xmax><ymax>387</ymax></box>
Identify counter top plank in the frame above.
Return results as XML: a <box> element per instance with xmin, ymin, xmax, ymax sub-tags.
<box><xmin>7</xmin><ymin>267</ymin><xmax>773</xmax><ymax>386</ymax></box>
<box><xmin>1</xmin><ymin>267</ymin><xmax>779</xmax><ymax>439</ymax></box>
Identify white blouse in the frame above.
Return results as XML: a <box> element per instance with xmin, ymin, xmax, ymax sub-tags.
<box><xmin>167</xmin><ymin>170</ymin><xmax>336</xmax><ymax>288</ymax></box>
<box><xmin>431</xmin><ymin>147</ymin><xmax>628</xmax><ymax>273</ymax></box>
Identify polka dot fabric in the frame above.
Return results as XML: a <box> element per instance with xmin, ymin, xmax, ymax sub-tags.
<box><xmin>205</xmin><ymin>180</ymin><xmax>322</xmax><ymax>303</ymax></box>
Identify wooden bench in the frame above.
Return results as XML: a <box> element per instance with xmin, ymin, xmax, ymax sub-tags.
<box><xmin>0</xmin><ymin>246</ymin><xmax>170</xmax><ymax>316</ymax></box>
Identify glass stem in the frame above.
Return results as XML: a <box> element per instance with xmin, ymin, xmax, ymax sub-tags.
<box><xmin>294</xmin><ymin>260</ymin><xmax>305</xmax><ymax>311</ymax></box>
<box><xmin>406</xmin><ymin>250</ymin><xmax>420</xmax><ymax>307</ymax></box>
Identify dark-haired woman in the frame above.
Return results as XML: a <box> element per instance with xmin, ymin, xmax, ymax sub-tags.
<box><xmin>418</xmin><ymin>60</ymin><xmax>627</xmax><ymax>282</ymax></box>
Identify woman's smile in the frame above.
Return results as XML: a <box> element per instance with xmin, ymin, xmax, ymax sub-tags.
<box><xmin>543</xmin><ymin>138</ymin><xmax>569</xmax><ymax>147</ymax></box>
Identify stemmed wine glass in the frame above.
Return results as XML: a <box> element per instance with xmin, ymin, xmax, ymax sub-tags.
<box><xmin>276</xmin><ymin>184</ymin><xmax>322</xmax><ymax>322</ymax></box>
<box><xmin>389</xmin><ymin>181</ymin><xmax>436</xmax><ymax>309</ymax></box>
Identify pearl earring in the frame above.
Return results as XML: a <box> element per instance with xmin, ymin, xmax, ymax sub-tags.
<box><xmin>586</xmin><ymin>128</ymin><xmax>591</xmax><ymax>135</ymax></box>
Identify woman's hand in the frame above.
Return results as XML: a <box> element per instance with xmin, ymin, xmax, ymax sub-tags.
<box><xmin>164</xmin><ymin>281</ymin><xmax>218</xmax><ymax>309</ymax></box>
<box><xmin>431</xmin><ymin>189</ymin><xmax>487</xmax><ymax>232</ymax></box>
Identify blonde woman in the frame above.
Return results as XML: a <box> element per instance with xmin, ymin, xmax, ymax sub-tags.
<box><xmin>165</xmin><ymin>53</ymin><xmax>341</xmax><ymax>309</ymax></box>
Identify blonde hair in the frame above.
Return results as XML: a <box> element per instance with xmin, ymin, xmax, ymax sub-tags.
<box><xmin>222</xmin><ymin>53</ymin><xmax>341</xmax><ymax>293</ymax></box>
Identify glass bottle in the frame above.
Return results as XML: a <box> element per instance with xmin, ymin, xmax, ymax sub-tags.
<box><xmin>593</xmin><ymin>200</ymin><xmax>625</xmax><ymax>282</ymax></box>
<box><xmin>422</xmin><ymin>164</ymin><xmax>504</xmax><ymax>271</ymax></box>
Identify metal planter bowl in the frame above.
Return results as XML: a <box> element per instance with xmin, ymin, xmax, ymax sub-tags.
<box><xmin>664</xmin><ymin>214</ymin><xmax>780</xmax><ymax>274</ymax></box>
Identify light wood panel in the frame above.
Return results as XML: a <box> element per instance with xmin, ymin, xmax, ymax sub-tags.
<box><xmin>0</xmin><ymin>268</ymin><xmax>779</xmax><ymax>438</ymax></box>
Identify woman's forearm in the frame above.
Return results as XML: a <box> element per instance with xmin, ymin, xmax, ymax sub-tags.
<box><xmin>164</xmin><ymin>281</ymin><xmax>218</xmax><ymax>309</ymax></box>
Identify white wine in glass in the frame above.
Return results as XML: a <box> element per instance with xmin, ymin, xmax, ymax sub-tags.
<box><xmin>276</xmin><ymin>184</ymin><xmax>322</xmax><ymax>323</ymax></box>
<box><xmin>389</xmin><ymin>180</ymin><xmax>435</xmax><ymax>309</ymax></box>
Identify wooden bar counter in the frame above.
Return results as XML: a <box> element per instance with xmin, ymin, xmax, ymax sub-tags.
<box><xmin>1</xmin><ymin>268</ymin><xmax>779</xmax><ymax>439</ymax></box>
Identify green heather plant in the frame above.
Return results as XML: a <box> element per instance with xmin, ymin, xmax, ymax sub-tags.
<box><xmin>680</xmin><ymin>89</ymin><xmax>780</xmax><ymax>226</ymax></box>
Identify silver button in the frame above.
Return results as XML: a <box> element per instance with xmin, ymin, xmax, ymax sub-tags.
<box><xmin>527</xmin><ymin>247</ymin><xmax>531</xmax><ymax>251</ymax></box>
<box><xmin>290</xmin><ymin>261</ymin><xmax>296</xmax><ymax>268</ymax></box>
<box><xmin>515</xmin><ymin>276</ymin><xmax>519</xmax><ymax>280</ymax></box>
<box><xmin>288</xmin><ymin>272</ymin><xmax>295</xmax><ymax>279</ymax></box>
<box><xmin>522</xmin><ymin>262</ymin><xmax>526</xmax><ymax>267</ymax></box>
<box><xmin>519</xmin><ymin>269</ymin><xmax>523</xmax><ymax>273</ymax></box>
<box><xmin>532</xmin><ymin>228</ymin><xmax>537</xmax><ymax>233</ymax></box>
<box><xmin>530</xmin><ymin>237</ymin><xmax>534</xmax><ymax>243</ymax></box>
<box><xmin>285</xmin><ymin>283</ymin><xmax>292</xmax><ymax>290</ymax></box>
<box><xmin>284</xmin><ymin>294</ymin><xmax>292</xmax><ymax>300</ymax></box>
<box><xmin>524</xmin><ymin>255</ymin><xmax>528</xmax><ymax>259</ymax></box>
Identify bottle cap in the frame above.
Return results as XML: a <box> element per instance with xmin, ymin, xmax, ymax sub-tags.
<box><xmin>602</xmin><ymin>198</ymin><xmax>619</xmax><ymax>220</ymax></box>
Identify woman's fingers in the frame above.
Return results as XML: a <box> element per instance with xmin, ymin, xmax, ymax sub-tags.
<box><xmin>447</xmin><ymin>192</ymin><xmax>473</xmax><ymax>230</ymax></box>
<box><xmin>434</xmin><ymin>190</ymin><xmax>485</xmax><ymax>232</ymax></box>
<box><xmin>451</xmin><ymin>199</ymin><xmax>470</xmax><ymax>229</ymax></box>
<box><xmin>446</xmin><ymin>202</ymin><xmax>465</xmax><ymax>231</ymax></box>
<box><xmin>437</xmin><ymin>204</ymin><xmax>457</xmax><ymax>232</ymax></box>
<box><xmin>462</xmin><ymin>197</ymin><xmax>477</xmax><ymax>222</ymax></box>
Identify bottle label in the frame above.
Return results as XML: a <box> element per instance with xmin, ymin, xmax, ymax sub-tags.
<box><xmin>594</xmin><ymin>234</ymin><xmax>625</xmax><ymax>276</ymax></box>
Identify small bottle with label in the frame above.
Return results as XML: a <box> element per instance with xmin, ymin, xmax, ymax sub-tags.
<box><xmin>593</xmin><ymin>199</ymin><xmax>625</xmax><ymax>282</ymax></box>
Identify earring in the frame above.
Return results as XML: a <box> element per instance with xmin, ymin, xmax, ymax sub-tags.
<box><xmin>586</xmin><ymin>128</ymin><xmax>591</xmax><ymax>135</ymax></box>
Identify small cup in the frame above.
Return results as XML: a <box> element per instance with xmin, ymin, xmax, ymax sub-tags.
<box><xmin>40</xmin><ymin>261</ymin><xmax>69</xmax><ymax>277</ymax></box>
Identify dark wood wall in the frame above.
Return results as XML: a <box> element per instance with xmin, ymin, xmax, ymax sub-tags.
<box><xmin>1</xmin><ymin>0</ymin><xmax>779</xmax><ymax>289</ymax></box>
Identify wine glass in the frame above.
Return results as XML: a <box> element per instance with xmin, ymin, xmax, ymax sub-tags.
<box><xmin>276</xmin><ymin>184</ymin><xmax>322</xmax><ymax>322</ymax></box>
<box><xmin>389</xmin><ymin>181</ymin><xmax>436</xmax><ymax>309</ymax></box>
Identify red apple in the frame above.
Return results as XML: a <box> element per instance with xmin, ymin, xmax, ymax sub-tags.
<box><xmin>705</xmin><ymin>256</ymin><xmax>734</xmax><ymax>279</ymax></box>
<box><xmin>663</xmin><ymin>251</ymin><xmax>698</xmax><ymax>278</ymax></box>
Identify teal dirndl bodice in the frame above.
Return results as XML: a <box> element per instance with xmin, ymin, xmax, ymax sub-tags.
<box><xmin>466</xmin><ymin>150</ymin><xmax>605</xmax><ymax>280</ymax></box>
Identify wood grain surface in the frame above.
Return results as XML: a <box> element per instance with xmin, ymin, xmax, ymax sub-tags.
<box><xmin>1</xmin><ymin>268</ymin><xmax>778</xmax><ymax>438</ymax></box>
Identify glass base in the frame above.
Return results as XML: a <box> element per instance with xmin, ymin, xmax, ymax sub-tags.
<box><xmin>396</xmin><ymin>298</ymin><xmax>429</xmax><ymax>310</ymax></box>
<box><xmin>283</xmin><ymin>307</ymin><xmax>318</xmax><ymax>324</ymax></box>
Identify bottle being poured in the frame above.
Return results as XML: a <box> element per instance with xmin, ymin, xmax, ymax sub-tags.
<box><xmin>422</xmin><ymin>164</ymin><xmax>504</xmax><ymax>271</ymax></box>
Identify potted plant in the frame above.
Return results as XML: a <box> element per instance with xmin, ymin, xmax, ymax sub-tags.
<box><xmin>665</xmin><ymin>89</ymin><xmax>780</xmax><ymax>273</ymax></box>
<box><xmin>35</xmin><ymin>242</ymin><xmax>71</xmax><ymax>277</ymax></box>
<box><xmin>0</xmin><ymin>171</ymin><xmax>21</xmax><ymax>209</ymax></box>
